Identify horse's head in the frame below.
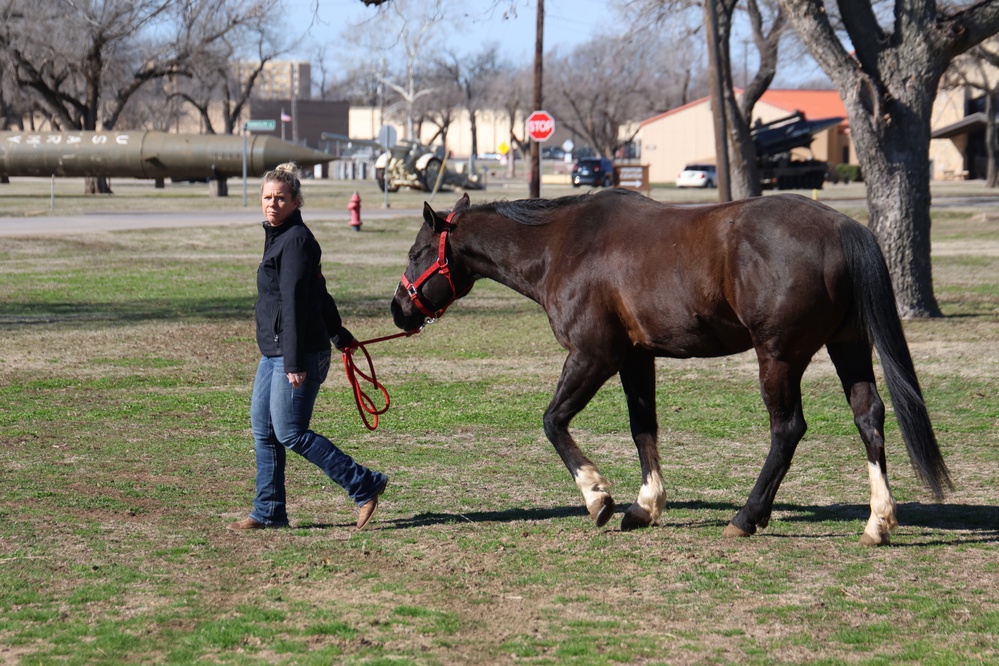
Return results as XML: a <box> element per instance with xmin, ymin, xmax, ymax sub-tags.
<box><xmin>391</xmin><ymin>193</ymin><xmax>475</xmax><ymax>331</ymax></box>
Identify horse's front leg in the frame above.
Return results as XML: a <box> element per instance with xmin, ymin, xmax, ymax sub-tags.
<box><xmin>543</xmin><ymin>352</ymin><xmax>619</xmax><ymax>527</ymax></box>
<box><xmin>619</xmin><ymin>349</ymin><xmax>666</xmax><ymax>530</ymax></box>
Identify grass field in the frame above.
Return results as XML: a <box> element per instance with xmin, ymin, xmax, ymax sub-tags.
<box><xmin>1</xmin><ymin>182</ymin><xmax>997</xmax><ymax>664</ymax></box>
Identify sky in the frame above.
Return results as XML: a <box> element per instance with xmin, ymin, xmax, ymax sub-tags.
<box><xmin>281</xmin><ymin>0</ymin><xmax>826</xmax><ymax>88</ymax></box>
<box><xmin>282</xmin><ymin>0</ymin><xmax>620</xmax><ymax>65</ymax></box>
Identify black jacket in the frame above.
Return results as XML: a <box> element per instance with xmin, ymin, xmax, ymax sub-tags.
<box><xmin>255</xmin><ymin>210</ymin><xmax>352</xmax><ymax>372</ymax></box>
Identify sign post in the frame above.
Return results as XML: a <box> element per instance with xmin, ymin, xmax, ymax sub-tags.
<box><xmin>526</xmin><ymin>111</ymin><xmax>555</xmax><ymax>197</ymax></box>
<box><xmin>242</xmin><ymin>119</ymin><xmax>278</xmax><ymax>207</ymax></box>
<box><xmin>377</xmin><ymin>125</ymin><xmax>397</xmax><ymax>209</ymax></box>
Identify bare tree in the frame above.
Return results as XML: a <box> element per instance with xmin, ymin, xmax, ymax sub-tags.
<box><xmin>545</xmin><ymin>28</ymin><xmax>704</xmax><ymax>158</ymax></box>
<box><xmin>312</xmin><ymin>44</ymin><xmax>334</xmax><ymax>102</ymax></box>
<box><xmin>485</xmin><ymin>62</ymin><xmax>533</xmax><ymax>175</ymax></box>
<box><xmin>434</xmin><ymin>46</ymin><xmax>504</xmax><ymax>164</ymax></box>
<box><xmin>942</xmin><ymin>38</ymin><xmax>999</xmax><ymax>187</ymax></box>
<box><xmin>412</xmin><ymin>58</ymin><xmax>462</xmax><ymax>147</ymax></box>
<box><xmin>325</xmin><ymin>63</ymin><xmax>385</xmax><ymax>106</ymax></box>
<box><xmin>0</xmin><ymin>0</ymin><xmax>278</xmax><ymax>193</ymax></box>
<box><xmin>344</xmin><ymin>0</ymin><xmax>445</xmax><ymax>140</ymax></box>
<box><xmin>777</xmin><ymin>0</ymin><xmax>999</xmax><ymax>317</ymax></box>
<box><xmin>727</xmin><ymin>0</ymin><xmax>786</xmax><ymax>197</ymax></box>
<box><xmin>0</xmin><ymin>48</ymin><xmax>31</xmax><ymax>131</ymax></box>
<box><xmin>168</xmin><ymin>22</ymin><xmax>283</xmax><ymax>136</ymax></box>
<box><xmin>625</xmin><ymin>0</ymin><xmax>787</xmax><ymax>198</ymax></box>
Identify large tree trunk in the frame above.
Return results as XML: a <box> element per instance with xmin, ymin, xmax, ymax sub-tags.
<box><xmin>469</xmin><ymin>109</ymin><xmax>479</xmax><ymax>160</ymax></box>
<box><xmin>721</xmin><ymin>31</ymin><xmax>763</xmax><ymax>199</ymax></box>
<box><xmin>705</xmin><ymin>0</ymin><xmax>732</xmax><ymax>200</ymax></box>
<box><xmin>863</xmin><ymin>149</ymin><xmax>939</xmax><ymax>317</ymax></box>
<box><xmin>727</xmin><ymin>106</ymin><xmax>763</xmax><ymax>199</ymax></box>
<box><xmin>986</xmin><ymin>91</ymin><xmax>999</xmax><ymax>187</ymax></box>
<box><xmin>715</xmin><ymin>0</ymin><xmax>779</xmax><ymax>200</ymax></box>
<box><xmin>847</xmin><ymin>83</ymin><xmax>942</xmax><ymax>318</ymax></box>
<box><xmin>778</xmin><ymin>0</ymin><xmax>999</xmax><ymax>317</ymax></box>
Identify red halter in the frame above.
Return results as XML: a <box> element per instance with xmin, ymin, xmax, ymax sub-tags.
<box><xmin>399</xmin><ymin>211</ymin><xmax>463</xmax><ymax>320</ymax></box>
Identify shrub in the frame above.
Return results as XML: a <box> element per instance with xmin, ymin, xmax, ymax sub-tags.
<box><xmin>834</xmin><ymin>163</ymin><xmax>863</xmax><ymax>183</ymax></box>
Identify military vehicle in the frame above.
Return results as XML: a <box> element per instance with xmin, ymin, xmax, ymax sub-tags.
<box><xmin>374</xmin><ymin>140</ymin><xmax>483</xmax><ymax>192</ymax></box>
<box><xmin>751</xmin><ymin>112</ymin><xmax>844</xmax><ymax>190</ymax></box>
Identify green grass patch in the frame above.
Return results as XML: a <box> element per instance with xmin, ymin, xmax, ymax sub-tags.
<box><xmin>0</xmin><ymin>198</ymin><xmax>996</xmax><ymax>664</ymax></box>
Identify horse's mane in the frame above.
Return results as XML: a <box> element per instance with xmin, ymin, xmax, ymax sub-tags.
<box><xmin>473</xmin><ymin>188</ymin><xmax>642</xmax><ymax>226</ymax></box>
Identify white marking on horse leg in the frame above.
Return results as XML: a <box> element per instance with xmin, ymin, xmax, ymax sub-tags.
<box><xmin>634</xmin><ymin>469</ymin><xmax>667</xmax><ymax>524</ymax></box>
<box><xmin>861</xmin><ymin>461</ymin><xmax>898</xmax><ymax>546</ymax></box>
<box><xmin>621</xmin><ymin>468</ymin><xmax>666</xmax><ymax>530</ymax></box>
<box><xmin>575</xmin><ymin>464</ymin><xmax>610</xmax><ymax>502</ymax></box>
<box><xmin>575</xmin><ymin>464</ymin><xmax>613</xmax><ymax>524</ymax></box>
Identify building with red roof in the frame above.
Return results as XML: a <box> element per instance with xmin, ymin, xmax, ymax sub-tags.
<box><xmin>635</xmin><ymin>89</ymin><xmax>853</xmax><ymax>185</ymax></box>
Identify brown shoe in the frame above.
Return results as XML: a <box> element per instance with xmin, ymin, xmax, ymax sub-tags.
<box><xmin>356</xmin><ymin>478</ymin><xmax>388</xmax><ymax>530</ymax></box>
<box><xmin>227</xmin><ymin>517</ymin><xmax>287</xmax><ymax>531</ymax></box>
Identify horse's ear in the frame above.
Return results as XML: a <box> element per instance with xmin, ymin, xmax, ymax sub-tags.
<box><xmin>454</xmin><ymin>193</ymin><xmax>470</xmax><ymax>211</ymax></box>
<box><xmin>422</xmin><ymin>202</ymin><xmax>441</xmax><ymax>231</ymax></box>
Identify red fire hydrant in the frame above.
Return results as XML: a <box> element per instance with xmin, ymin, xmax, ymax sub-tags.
<box><xmin>348</xmin><ymin>191</ymin><xmax>362</xmax><ymax>231</ymax></box>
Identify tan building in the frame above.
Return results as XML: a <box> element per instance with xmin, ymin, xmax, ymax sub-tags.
<box><xmin>347</xmin><ymin>107</ymin><xmax>537</xmax><ymax>158</ymax></box>
<box><xmin>930</xmin><ymin>86</ymin><xmax>976</xmax><ymax>179</ymax></box>
<box><xmin>635</xmin><ymin>89</ymin><xmax>854</xmax><ymax>185</ymax></box>
<box><xmin>929</xmin><ymin>59</ymin><xmax>998</xmax><ymax>180</ymax></box>
<box><xmin>235</xmin><ymin>60</ymin><xmax>312</xmax><ymax>101</ymax></box>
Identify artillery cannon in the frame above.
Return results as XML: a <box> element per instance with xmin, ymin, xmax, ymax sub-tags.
<box><xmin>374</xmin><ymin>140</ymin><xmax>484</xmax><ymax>192</ymax></box>
<box><xmin>320</xmin><ymin>133</ymin><xmax>485</xmax><ymax>193</ymax></box>
<box><xmin>752</xmin><ymin>112</ymin><xmax>843</xmax><ymax>190</ymax></box>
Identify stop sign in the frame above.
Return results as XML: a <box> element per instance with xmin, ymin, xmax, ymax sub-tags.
<box><xmin>526</xmin><ymin>110</ymin><xmax>555</xmax><ymax>142</ymax></box>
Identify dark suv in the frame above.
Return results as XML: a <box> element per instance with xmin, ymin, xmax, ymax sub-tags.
<box><xmin>572</xmin><ymin>157</ymin><xmax>614</xmax><ymax>187</ymax></box>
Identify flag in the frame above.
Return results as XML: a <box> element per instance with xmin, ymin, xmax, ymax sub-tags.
<box><xmin>281</xmin><ymin>111</ymin><xmax>292</xmax><ymax>122</ymax></box>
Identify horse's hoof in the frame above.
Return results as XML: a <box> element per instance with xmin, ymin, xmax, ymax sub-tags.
<box><xmin>722</xmin><ymin>522</ymin><xmax>752</xmax><ymax>538</ymax></box>
<box><xmin>588</xmin><ymin>496</ymin><xmax>615</xmax><ymax>527</ymax></box>
<box><xmin>621</xmin><ymin>505</ymin><xmax>654</xmax><ymax>531</ymax></box>
<box><xmin>859</xmin><ymin>532</ymin><xmax>890</xmax><ymax>547</ymax></box>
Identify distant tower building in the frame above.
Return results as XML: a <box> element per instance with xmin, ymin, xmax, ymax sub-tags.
<box><xmin>234</xmin><ymin>60</ymin><xmax>312</xmax><ymax>100</ymax></box>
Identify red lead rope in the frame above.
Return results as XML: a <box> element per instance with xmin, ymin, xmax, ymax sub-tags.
<box><xmin>346</xmin><ymin>211</ymin><xmax>457</xmax><ymax>429</ymax></box>
<box><xmin>341</xmin><ymin>329</ymin><xmax>421</xmax><ymax>430</ymax></box>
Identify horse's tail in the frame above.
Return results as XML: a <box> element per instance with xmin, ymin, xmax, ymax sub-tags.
<box><xmin>840</xmin><ymin>222</ymin><xmax>952</xmax><ymax>499</ymax></box>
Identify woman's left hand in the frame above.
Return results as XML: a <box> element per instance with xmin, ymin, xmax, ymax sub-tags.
<box><xmin>286</xmin><ymin>372</ymin><xmax>307</xmax><ymax>388</ymax></box>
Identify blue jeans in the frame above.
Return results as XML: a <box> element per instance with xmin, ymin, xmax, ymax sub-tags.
<box><xmin>249</xmin><ymin>351</ymin><xmax>387</xmax><ymax>526</ymax></box>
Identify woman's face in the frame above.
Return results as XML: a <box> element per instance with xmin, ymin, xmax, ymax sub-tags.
<box><xmin>261</xmin><ymin>181</ymin><xmax>298</xmax><ymax>226</ymax></box>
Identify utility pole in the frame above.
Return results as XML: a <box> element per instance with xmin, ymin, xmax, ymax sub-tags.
<box><xmin>530</xmin><ymin>0</ymin><xmax>544</xmax><ymax>199</ymax></box>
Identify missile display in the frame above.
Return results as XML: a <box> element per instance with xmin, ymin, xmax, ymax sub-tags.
<box><xmin>0</xmin><ymin>130</ymin><xmax>333</xmax><ymax>180</ymax></box>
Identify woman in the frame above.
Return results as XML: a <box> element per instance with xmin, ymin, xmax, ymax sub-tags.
<box><xmin>228</xmin><ymin>163</ymin><xmax>387</xmax><ymax>531</ymax></box>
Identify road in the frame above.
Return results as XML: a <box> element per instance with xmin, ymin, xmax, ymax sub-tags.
<box><xmin>0</xmin><ymin>207</ymin><xmax>425</xmax><ymax>237</ymax></box>
<box><xmin>0</xmin><ymin>184</ymin><xmax>996</xmax><ymax>237</ymax></box>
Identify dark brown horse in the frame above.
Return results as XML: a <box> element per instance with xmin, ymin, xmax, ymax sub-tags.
<box><xmin>391</xmin><ymin>189</ymin><xmax>951</xmax><ymax>545</ymax></box>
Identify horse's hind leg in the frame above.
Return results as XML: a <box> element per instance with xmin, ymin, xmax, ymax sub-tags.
<box><xmin>619</xmin><ymin>349</ymin><xmax>666</xmax><ymax>530</ymax></box>
<box><xmin>544</xmin><ymin>352</ymin><xmax>619</xmax><ymax>527</ymax></box>
<box><xmin>724</xmin><ymin>355</ymin><xmax>807</xmax><ymax>538</ymax></box>
<box><xmin>827</xmin><ymin>340</ymin><xmax>897</xmax><ymax>546</ymax></box>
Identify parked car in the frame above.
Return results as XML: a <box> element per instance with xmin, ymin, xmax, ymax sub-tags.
<box><xmin>676</xmin><ymin>164</ymin><xmax>717</xmax><ymax>188</ymax></box>
<box><xmin>572</xmin><ymin>157</ymin><xmax>614</xmax><ymax>187</ymax></box>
